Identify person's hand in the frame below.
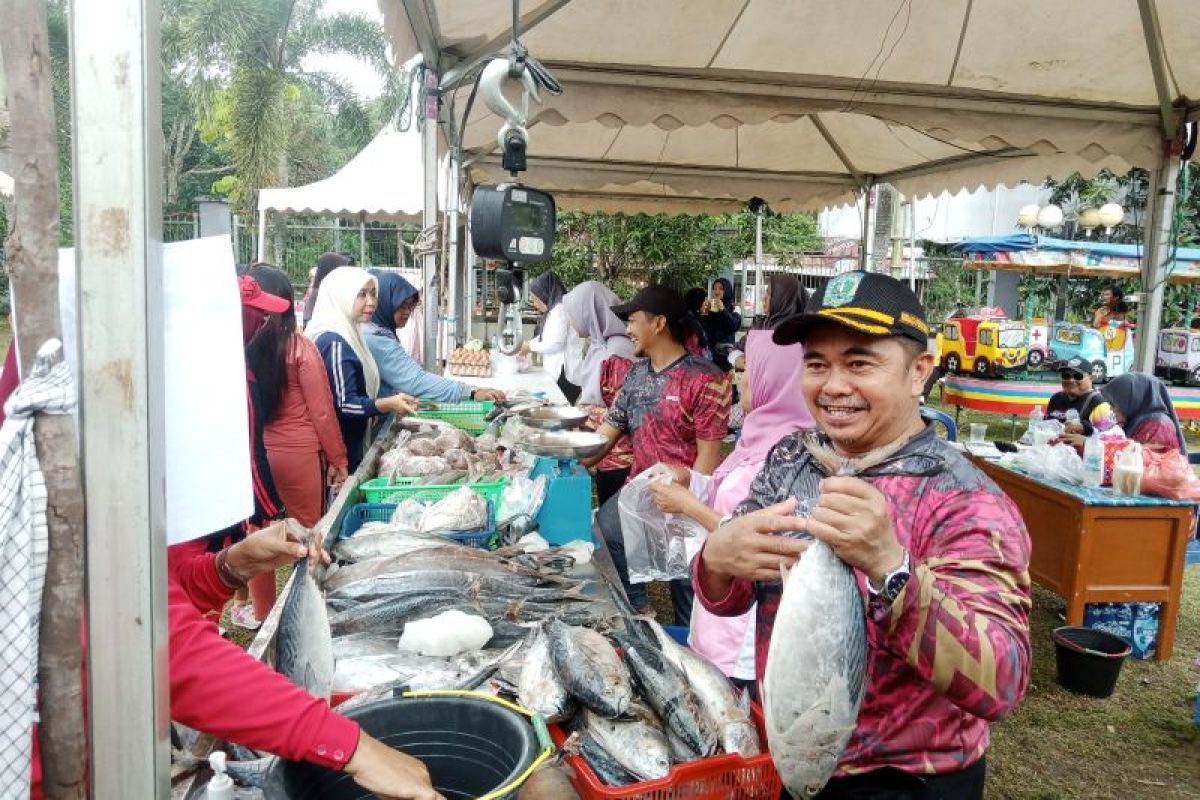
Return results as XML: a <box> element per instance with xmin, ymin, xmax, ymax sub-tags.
<box><xmin>656</xmin><ymin>463</ymin><xmax>690</xmax><ymax>485</ymax></box>
<box><xmin>224</xmin><ymin>521</ymin><xmax>314</xmax><ymax>580</ymax></box>
<box><xmin>649</xmin><ymin>481</ymin><xmax>695</xmax><ymax>514</ymax></box>
<box><xmin>733</xmin><ymin>354</ymin><xmax>746</xmax><ymax>371</ymax></box>
<box><xmin>472</xmin><ymin>388</ymin><xmax>506</xmax><ymax>402</ymax></box>
<box><xmin>327</xmin><ymin>464</ymin><xmax>348</xmax><ymax>490</ymax></box>
<box><xmin>701</xmin><ymin>499</ymin><xmax>810</xmax><ymax>583</ymax></box>
<box><xmin>1063</xmin><ymin>421</ymin><xmax>1084</xmax><ymax>435</ymax></box>
<box><xmin>1056</xmin><ymin>432</ymin><xmax>1086</xmax><ymax>449</ymax></box>
<box><xmin>517</xmin><ymin>340</ymin><xmax>531</xmax><ymax>356</ymax></box>
<box><xmin>345</xmin><ymin>732</ymin><xmax>444</xmax><ymax>800</ymax></box>
<box><xmin>801</xmin><ymin>477</ymin><xmax>904</xmax><ymax>587</ymax></box>
<box><xmin>379</xmin><ymin>393</ymin><xmax>419</xmax><ymax>416</ymax></box>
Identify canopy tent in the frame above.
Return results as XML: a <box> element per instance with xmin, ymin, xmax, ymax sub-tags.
<box><xmin>954</xmin><ymin>234</ymin><xmax>1200</xmax><ymax>284</ymax></box>
<box><xmin>0</xmin><ymin>169</ymin><xmax>12</xmax><ymax>197</ymax></box>
<box><xmin>257</xmin><ymin>117</ymin><xmax>425</xmax><ymax>221</ymax></box>
<box><xmin>379</xmin><ymin>0</ymin><xmax>1199</xmax><ymax>369</ymax></box>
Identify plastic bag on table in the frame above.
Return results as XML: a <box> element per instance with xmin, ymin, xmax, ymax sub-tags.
<box><xmin>420</xmin><ymin>487</ymin><xmax>489</xmax><ymax>534</ymax></box>
<box><xmin>1042</xmin><ymin>443</ymin><xmax>1087</xmax><ymax>484</ymax></box>
<box><xmin>389</xmin><ymin>499</ymin><xmax>429</xmax><ymax>531</ymax></box>
<box><xmin>618</xmin><ymin>464</ymin><xmax>706</xmax><ymax>583</ymax></box>
<box><xmin>1111</xmin><ymin>442</ymin><xmax>1144</xmax><ymax>496</ymax></box>
<box><xmin>498</xmin><ymin>473</ymin><xmax>548</xmax><ymax>527</ymax></box>
<box><xmin>1141</xmin><ymin>447</ymin><xmax>1200</xmax><ymax>501</ymax></box>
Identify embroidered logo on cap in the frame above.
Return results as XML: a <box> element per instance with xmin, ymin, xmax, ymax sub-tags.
<box><xmin>824</xmin><ymin>272</ymin><xmax>862</xmax><ymax>308</ymax></box>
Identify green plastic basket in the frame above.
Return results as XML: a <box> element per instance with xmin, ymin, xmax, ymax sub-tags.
<box><xmin>359</xmin><ymin>475</ymin><xmax>509</xmax><ymax>505</ymax></box>
<box><xmin>413</xmin><ymin>400</ymin><xmax>495</xmax><ymax>434</ymax></box>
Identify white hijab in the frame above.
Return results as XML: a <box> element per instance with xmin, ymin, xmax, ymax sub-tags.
<box><xmin>562</xmin><ymin>281</ymin><xmax>636</xmax><ymax>406</ymax></box>
<box><xmin>305</xmin><ymin>267</ymin><xmax>381</xmax><ymax>397</ymax></box>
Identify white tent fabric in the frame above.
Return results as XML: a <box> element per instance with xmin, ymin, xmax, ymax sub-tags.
<box><xmin>0</xmin><ymin>170</ymin><xmax>13</xmax><ymax>198</ymax></box>
<box><xmin>257</xmin><ymin>119</ymin><xmax>425</xmax><ymax>220</ymax></box>
<box><xmin>381</xmin><ymin>0</ymin><xmax>1195</xmax><ymax>213</ymax></box>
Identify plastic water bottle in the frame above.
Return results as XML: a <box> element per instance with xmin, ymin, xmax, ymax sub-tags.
<box><xmin>205</xmin><ymin>752</ymin><xmax>233</xmax><ymax>800</ymax></box>
<box><xmin>1065</xmin><ymin>409</ymin><xmax>1080</xmax><ymax>427</ymax></box>
<box><xmin>1029</xmin><ymin>405</ymin><xmax>1044</xmax><ymax>429</ymax></box>
<box><xmin>1082</xmin><ymin>433</ymin><xmax>1104</xmax><ymax>488</ymax></box>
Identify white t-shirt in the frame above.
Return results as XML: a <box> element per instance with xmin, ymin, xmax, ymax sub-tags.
<box><xmin>527</xmin><ymin>303</ymin><xmax>580</xmax><ymax>380</ymax></box>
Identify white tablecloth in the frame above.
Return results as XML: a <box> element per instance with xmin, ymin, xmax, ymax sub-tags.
<box><xmin>450</xmin><ymin>366</ymin><xmax>569</xmax><ymax>406</ymax></box>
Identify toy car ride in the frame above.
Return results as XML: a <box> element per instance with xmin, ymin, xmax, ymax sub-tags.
<box><xmin>1155</xmin><ymin>327</ymin><xmax>1200</xmax><ymax>385</ymax></box>
<box><xmin>1047</xmin><ymin>321</ymin><xmax>1134</xmax><ymax>383</ymax></box>
<box><xmin>936</xmin><ymin>311</ymin><xmax>1028</xmax><ymax>378</ymax></box>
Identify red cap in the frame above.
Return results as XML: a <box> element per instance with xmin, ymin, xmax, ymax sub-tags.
<box><xmin>239</xmin><ymin>274</ymin><xmax>291</xmax><ymax>313</ymax></box>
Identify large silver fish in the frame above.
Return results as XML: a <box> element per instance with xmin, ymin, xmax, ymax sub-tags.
<box><xmin>616</xmin><ymin>633</ymin><xmax>719</xmax><ymax>760</ymax></box>
<box><xmin>517</xmin><ymin>624</ymin><xmax>573</xmax><ymax>722</ymax></box>
<box><xmin>763</xmin><ymin>539</ymin><xmax>867</xmax><ymax>798</ymax></box>
<box><xmin>581</xmin><ymin>709</ymin><xmax>672</xmax><ymax>782</ymax></box>
<box><xmin>276</xmin><ymin>559</ymin><xmax>334</xmax><ymax>702</ymax></box>
<box><xmin>545</xmin><ymin>619</ymin><xmax>632</xmax><ymax>718</ymax></box>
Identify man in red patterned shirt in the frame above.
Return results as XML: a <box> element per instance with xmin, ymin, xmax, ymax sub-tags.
<box><xmin>587</xmin><ymin>286</ymin><xmax>731</xmax><ymax>622</ymax></box>
<box><xmin>695</xmin><ymin>272</ymin><xmax>1031</xmax><ymax>799</ymax></box>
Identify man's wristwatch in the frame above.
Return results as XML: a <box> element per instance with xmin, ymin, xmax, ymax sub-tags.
<box><xmin>868</xmin><ymin>549</ymin><xmax>911</xmax><ymax>606</ymax></box>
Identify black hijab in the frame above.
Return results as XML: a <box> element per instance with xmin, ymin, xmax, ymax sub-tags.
<box><xmin>529</xmin><ymin>271</ymin><xmax>567</xmax><ymax>337</ymax></box>
<box><xmin>760</xmin><ymin>274</ymin><xmax>808</xmax><ymax>330</ymax></box>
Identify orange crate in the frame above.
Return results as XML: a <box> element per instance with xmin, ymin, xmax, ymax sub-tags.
<box><xmin>550</xmin><ymin>703</ymin><xmax>781</xmax><ymax>800</ymax></box>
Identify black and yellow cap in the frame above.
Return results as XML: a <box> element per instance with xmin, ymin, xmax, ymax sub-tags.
<box><xmin>773</xmin><ymin>271</ymin><xmax>930</xmax><ymax>347</ymax></box>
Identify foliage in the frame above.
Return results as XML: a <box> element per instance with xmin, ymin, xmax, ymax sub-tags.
<box><xmin>540</xmin><ymin>206</ymin><xmax>820</xmax><ymax>297</ymax></box>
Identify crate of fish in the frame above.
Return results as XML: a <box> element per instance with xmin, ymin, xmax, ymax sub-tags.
<box><xmin>358</xmin><ymin>475</ymin><xmax>508</xmax><ymax>506</ymax></box>
<box><xmin>337</xmin><ymin>501</ymin><xmax>496</xmax><ymax>549</ymax></box>
<box><xmin>412</xmin><ymin>399</ymin><xmax>495</xmax><ymax>434</ymax></box>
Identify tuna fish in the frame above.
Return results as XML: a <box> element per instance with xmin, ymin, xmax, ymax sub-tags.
<box><xmin>763</xmin><ymin>539</ymin><xmax>867</xmax><ymax>798</ymax></box>
<box><xmin>275</xmin><ymin>559</ymin><xmax>334</xmax><ymax>702</ymax></box>
<box><xmin>518</xmin><ymin>625</ymin><xmax>574</xmax><ymax>722</ymax></box>
<box><xmin>581</xmin><ymin>709</ymin><xmax>672</xmax><ymax>782</ymax></box>
<box><xmin>615</xmin><ymin>633</ymin><xmax>719</xmax><ymax>759</ymax></box>
<box><xmin>545</xmin><ymin>619</ymin><xmax>632</xmax><ymax>718</ymax></box>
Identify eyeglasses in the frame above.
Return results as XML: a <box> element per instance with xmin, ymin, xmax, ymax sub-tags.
<box><xmin>1060</xmin><ymin>371</ymin><xmax>1085</xmax><ymax>381</ymax></box>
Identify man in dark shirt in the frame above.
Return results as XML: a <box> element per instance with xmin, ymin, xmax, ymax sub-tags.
<box><xmin>587</xmin><ymin>286</ymin><xmax>731</xmax><ymax>620</ymax></box>
<box><xmin>1048</xmin><ymin>356</ymin><xmax>1112</xmax><ymax>446</ymax></box>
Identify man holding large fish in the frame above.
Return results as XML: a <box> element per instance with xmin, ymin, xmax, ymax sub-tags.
<box><xmin>694</xmin><ymin>272</ymin><xmax>1032</xmax><ymax>799</ymax></box>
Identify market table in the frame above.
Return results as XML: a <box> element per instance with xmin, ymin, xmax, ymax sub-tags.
<box><xmin>973</xmin><ymin>456</ymin><xmax>1196</xmax><ymax>660</ymax></box>
<box><xmin>451</xmin><ymin>365</ymin><xmax>569</xmax><ymax>405</ymax></box>
<box><xmin>943</xmin><ymin>375</ymin><xmax>1200</xmax><ymax>420</ymax></box>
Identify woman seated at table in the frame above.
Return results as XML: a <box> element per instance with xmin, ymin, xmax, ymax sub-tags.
<box><xmin>645</xmin><ymin>324</ymin><xmax>812</xmax><ymax>691</ymax></box>
<box><xmin>1101</xmin><ymin>372</ymin><xmax>1187</xmax><ymax>454</ymax></box>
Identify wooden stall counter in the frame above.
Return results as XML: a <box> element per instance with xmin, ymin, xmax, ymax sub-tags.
<box><xmin>974</xmin><ymin>457</ymin><xmax>1195</xmax><ymax>660</ymax></box>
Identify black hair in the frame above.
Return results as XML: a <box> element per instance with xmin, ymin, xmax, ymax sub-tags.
<box><xmin>1103</xmin><ymin>284</ymin><xmax>1130</xmax><ymax>313</ymax></box>
<box><xmin>667</xmin><ymin>315</ymin><xmax>692</xmax><ymax>346</ymax></box>
<box><xmin>246</xmin><ymin>264</ymin><xmax>296</xmax><ymax>420</ymax></box>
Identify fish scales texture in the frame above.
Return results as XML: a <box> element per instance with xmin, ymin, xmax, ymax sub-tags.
<box><xmin>582</xmin><ymin>709</ymin><xmax>672</xmax><ymax>782</ymax></box>
<box><xmin>276</xmin><ymin>559</ymin><xmax>334</xmax><ymax>702</ymax></box>
<box><xmin>764</xmin><ymin>539</ymin><xmax>867</xmax><ymax>798</ymax></box>
<box><xmin>577</xmin><ymin>734</ymin><xmax>638</xmax><ymax>787</ymax></box>
<box><xmin>545</xmin><ymin>620</ymin><xmax>632</xmax><ymax>718</ymax></box>
<box><xmin>518</xmin><ymin>626</ymin><xmax>573</xmax><ymax>722</ymax></box>
<box><xmin>618</xmin><ymin>635</ymin><xmax>719</xmax><ymax>758</ymax></box>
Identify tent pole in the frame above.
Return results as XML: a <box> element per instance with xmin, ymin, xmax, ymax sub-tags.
<box><xmin>754</xmin><ymin>206</ymin><xmax>763</xmax><ymax>317</ymax></box>
<box><xmin>70</xmin><ymin>0</ymin><xmax>171</xmax><ymax>795</ymax></box>
<box><xmin>256</xmin><ymin>208</ymin><xmax>266</xmax><ymax>263</ymax></box>
<box><xmin>359</xmin><ymin>212</ymin><xmax>367</xmax><ymax>267</ymax></box>
<box><xmin>1136</xmin><ymin>147</ymin><xmax>1181</xmax><ymax>372</ymax></box>
<box><xmin>421</xmin><ymin>68</ymin><xmax>440</xmax><ymax>370</ymax></box>
<box><xmin>859</xmin><ymin>183</ymin><xmax>875</xmax><ymax>271</ymax></box>
<box><xmin>446</xmin><ymin>148</ymin><xmax>462</xmax><ymax>349</ymax></box>
<box><xmin>909</xmin><ymin>199</ymin><xmax>917</xmax><ymax>291</ymax></box>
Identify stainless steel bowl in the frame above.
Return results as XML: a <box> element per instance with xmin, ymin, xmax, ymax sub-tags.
<box><xmin>516</xmin><ymin>406</ymin><xmax>590</xmax><ymax>431</ymax></box>
<box><xmin>517</xmin><ymin>430</ymin><xmax>609</xmax><ymax>459</ymax></box>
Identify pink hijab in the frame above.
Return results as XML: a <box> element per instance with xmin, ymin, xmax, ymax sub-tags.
<box><xmin>711</xmin><ymin>330</ymin><xmax>813</xmax><ymax>493</ymax></box>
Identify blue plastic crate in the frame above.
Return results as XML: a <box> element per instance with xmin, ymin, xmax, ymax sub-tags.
<box><xmin>338</xmin><ymin>500</ymin><xmax>496</xmax><ymax>549</ymax></box>
<box><xmin>663</xmin><ymin>625</ymin><xmax>690</xmax><ymax>648</ymax></box>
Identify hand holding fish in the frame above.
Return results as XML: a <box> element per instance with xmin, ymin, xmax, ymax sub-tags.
<box><xmin>804</xmin><ymin>476</ymin><xmax>905</xmax><ymax>587</ymax></box>
<box><xmin>699</xmin><ymin>499</ymin><xmax>811</xmax><ymax>592</ymax></box>
<box><xmin>344</xmin><ymin>731</ymin><xmax>445</xmax><ymax>800</ymax></box>
<box><xmin>224</xmin><ymin>520</ymin><xmax>325</xmax><ymax>580</ymax></box>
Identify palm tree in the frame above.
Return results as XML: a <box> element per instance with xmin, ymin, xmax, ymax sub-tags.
<box><xmin>168</xmin><ymin>0</ymin><xmax>401</xmax><ymax>213</ymax></box>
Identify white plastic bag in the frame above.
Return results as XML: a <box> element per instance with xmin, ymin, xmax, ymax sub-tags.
<box><xmin>618</xmin><ymin>464</ymin><xmax>707</xmax><ymax>583</ymax></box>
<box><xmin>1112</xmin><ymin>441</ymin><xmax>1144</xmax><ymax>496</ymax></box>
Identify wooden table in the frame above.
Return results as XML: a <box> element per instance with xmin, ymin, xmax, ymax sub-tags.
<box><xmin>975</xmin><ymin>458</ymin><xmax>1196</xmax><ymax>660</ymax></box>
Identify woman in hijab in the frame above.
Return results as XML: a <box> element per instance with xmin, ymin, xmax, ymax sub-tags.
<box><xmin>562</xmin><ymin>281</ymin><xmax>638</xmax><ymax>504</ymax></box>
<box><xmin>730</xmin><ymin>273</ymin><xmax>808</xmax><ymax>370</ymax></box>
<box><xmin>699</xmin><ymin>277</ymin><xmax>742</xmax><ymax>369</ymax></box>
<box><xmin>302</xmin><ymin>252</ymin><xmax>351</xmax><ymax>329</ymax></box>
<box><xmin>249</xmin><ymin>265</ymin><xmax>349</xmax><ymax>532</ymax></box>
<box><xmin>521</xmin><ymin>271</ymin><xmax>581</xmax><ymax>403</ymax></box>
<box><xmin>649</xmin><ymin>323</ymin><xmax>814</xmax><ymax>690</ymax></box>
<box><xmin>682</xmin><ymin>287</ymin><xmax>711</xmax><ymax>359</ymax></box>
<box><xmin>1101</xmin><ymin>372</ymin><xmax>1187</xmax><ymax>454</ymax></box>
<box><xmin>362</xmin><ymin>270</ymin><xmax>504</xmax><ymax>403</ymax></box>
<box><xmin>307</xmin><ymin>267</ymin><xmax>418</xmax><ymax>471</ymax></box>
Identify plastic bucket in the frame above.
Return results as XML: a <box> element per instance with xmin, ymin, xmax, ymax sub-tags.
<box><xmin>1051</xmin><ymin>625</ymin><xmax>1131</xmax><ymax>698</ymax></box>
<box><xmin>265</xmin><ymin>693</ymin><xmax>548</xmax><ymax>799</ymax></box>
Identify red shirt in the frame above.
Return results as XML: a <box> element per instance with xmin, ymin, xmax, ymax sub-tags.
<box><xmin>606</xmin><ymin>353</ymin><xmax>730</xmax><ymax>477</ymax></box>
<box><xmin>264</xmin><ymin>335</ymin><xmax>349</xmax><ymax>466</ymax></box>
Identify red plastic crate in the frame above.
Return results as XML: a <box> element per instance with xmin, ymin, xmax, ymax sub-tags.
<box><xmin>550</xmin><ymin>703</ymin><xmax>781</xmax><ymax>800</ymax></box>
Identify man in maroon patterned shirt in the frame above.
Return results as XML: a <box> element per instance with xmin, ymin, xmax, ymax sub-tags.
<box><xmin>587</xmin><ymin>285</ymin><xmax>731</xmax><ymax>622</ymax></box>
<box><xmin>695</xmin><ymin>272</ymin><xmax>1031</xmax><ymax>799</ymax></box>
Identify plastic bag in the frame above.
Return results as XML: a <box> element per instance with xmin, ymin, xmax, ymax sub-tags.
<box><xmin>1014</xmin><ymin>442</ymin><xmax>1086</xmax><ymax>484</ymax></box>
<box><xmin>1140</xmin><ymin>447</ymin><xmax>1200</xmax><ymax>501</ymax></box>
<box><xmin>1111</xmin><ymin>442</ymin><xmax>1144</xmax><ymax>496</ymax></box>
<box><xmin>420</xmin><ymin>486</ymin><xmax>488</xmax><ymax>534</ymax></box>
<box><xmin>618</xmin><ymin>464</ymin><xmax>707</xmax><ymax>583</ymax></box>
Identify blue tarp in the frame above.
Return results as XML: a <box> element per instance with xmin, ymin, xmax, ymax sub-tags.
<box><xmin>950</xmin><ymin>234</ymin><xmax>1200</xmax><ymax>262</ymax></box>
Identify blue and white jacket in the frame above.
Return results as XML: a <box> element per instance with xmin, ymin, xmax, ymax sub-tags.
<box><xmin>362</xmin><ymin>321</ymin><xmax>470</xmax><ymax>403</ymax></box>
<box><xmin>313</xmin><ymin>331</ymin><xmax>380</xmax><ymax>471</ymax></box>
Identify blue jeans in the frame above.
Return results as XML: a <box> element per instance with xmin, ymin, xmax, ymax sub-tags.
<box><xmin>597</xmin><ymin>493</ymin><xmax>695</xmax><ymax>626</ymax></box>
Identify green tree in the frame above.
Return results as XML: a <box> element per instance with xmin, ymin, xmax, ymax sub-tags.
<box><xmin>169</xmin><ymin>0</ymin><xmax>401</xmax><ymax>213</ymax></box>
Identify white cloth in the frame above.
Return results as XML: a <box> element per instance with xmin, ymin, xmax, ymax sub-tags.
<box><xmin>572</xmin><ymin>335</ymin><xmax>636</xmax><ymax>406</ymax></box>
<box><xmin>526</xmin><ymin>304</ymin><xmax>579</xmax><ymax>382</ymax></box>
<box><xmin>305</xmin><ymin>267</ymin><xmax>381</xmax><ymax>397</ymax></box>
<box><xmin>0</xmin><ymin>340</ymin><xmax>75</xmax><ymax>796</ymax></box>
<box><xmin>399</xmin><ymin>306</ymin><xmax>423</xmax><ymax>365</ymax></box>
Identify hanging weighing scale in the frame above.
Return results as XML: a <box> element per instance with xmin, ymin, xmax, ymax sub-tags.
<box><xmin>513</xmin><ymin>408</ymin><xmax>603</xmax><ymax>545</ymax></box>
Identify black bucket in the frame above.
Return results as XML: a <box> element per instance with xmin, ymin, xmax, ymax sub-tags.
<box><xmin>1051</xmin><ymin>625</ymin><xmax>1132</xmax><ymax>698</ymax></box>
<box><xmin>265</xmin><ymin>694</ymin><xmax>542</xmax><ymax>799</ymax></box>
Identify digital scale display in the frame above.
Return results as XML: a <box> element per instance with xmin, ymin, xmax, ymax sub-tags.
<box><xmin>470</xmin><ymin>184</ymin><xmax>556</xmax><ymax>263</ymax></box>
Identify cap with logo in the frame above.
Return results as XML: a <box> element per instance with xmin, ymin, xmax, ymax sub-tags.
<box><xmin>612</xmin><ymin>285</ymin><xmax>687</xmax><ymax>323</ymax></box>
<box><xmin>773</xmin><ymin>271</ymin><xmax>930</xmax><ymax>346</ymax></box>
<box><xmin>1058</xmin><ymin>355</ymin><xmax>1090</xmax><ymax>377</ymax></box>
<box><xmin>238</xmin><ymin>274</ymin><xmax>291</xmax><ymax>314</ymax></box>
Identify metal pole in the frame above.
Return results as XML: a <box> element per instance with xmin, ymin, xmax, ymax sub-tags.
<box><xmin>1136</xmin><ymin>151</ymin><xmax>1180</xmax><ymax>372</ymax></box>
<box><xmin>359</xmin><ymin>212</ymin><xmax>367</xmax><ymax>267</ymax></box>
<box><xmin>421</xmin><ymin>69</ymin><xmax>440</xmax><ymax>369</ymax></box>
<box><xmin>859</xmin><ymin>184</ymin><xmax>875</xmax><ymax>271</ymax></box>
<box><xmin>71</xmin><ymin>0</ymin><xmax>171</xmax><ymax>796</ymax></box>
<box><xmin>256</xmin><ymin>208</ymin><xmax>266</xmax><ymax>263</ymax></box>
<box><xmin>753</xmin><ymin>207</ymin><xmax>763</xmax><ymax>317</ymax></box>
<box><xmin>446</xmin><ymin>149</ymin><xmax>462</xmax><ymax>348</ymax></box>
<box><xmin>908</xmin><ymin>199</ymin><xmax>917</xmax><ymax>291</ymax></box>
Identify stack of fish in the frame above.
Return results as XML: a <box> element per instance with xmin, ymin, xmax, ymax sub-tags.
<box><xmin>517</xmin><ymin>617</ymin><xmax>761</xmax><ymax>787</ymax></box>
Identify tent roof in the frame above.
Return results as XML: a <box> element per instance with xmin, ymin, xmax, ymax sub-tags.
<box><xmin>257</xmin><ymin>119</ymin><xmax>425</xmax><ymax>220</ymax></box>
<box><xmin>0</xmin><ymin>169</ymin><xmax>12</xmax><ymax>198</ymax></box>
<box><xmin>954</xmin><ymin>234</ymin><xmax>1200</xmax><ymax>283</ymax></box>
<box><xmin>382</xmin><ymin>0</ymin><xmax>1196</xmax><ymax>213</ymax></box>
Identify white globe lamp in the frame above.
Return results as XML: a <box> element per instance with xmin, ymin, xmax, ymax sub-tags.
<box><xmin>1017</xmin><ymin>204</ymin><xmax>1040</xmax><ymax>227</ymax></box>
<box><xmin>1098</xmin><ymin>203</ymin><xmax>1125</xmax><ymax>228</ymax></box>
<box><xmin>1036</xmin><ymin>204</ymin><xmax>1064</xmax><ymax>229</ymax></box>
<box><xmin>1078</xmin><ymin>208</ymin><xmax>1101</xmax><ymax>229</ymax></box>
